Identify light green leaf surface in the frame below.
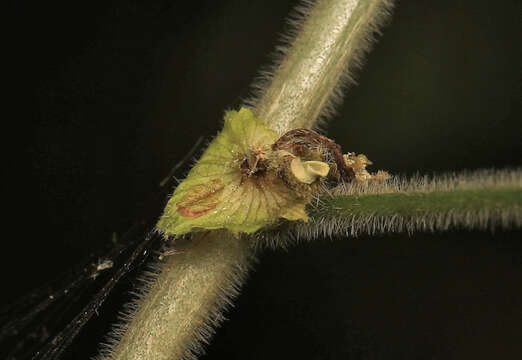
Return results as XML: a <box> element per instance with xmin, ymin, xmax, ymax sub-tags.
<box><xmin>156</xmin><ymin>108</ymin><xmax>309</xmax><ymax>236</ymax></box>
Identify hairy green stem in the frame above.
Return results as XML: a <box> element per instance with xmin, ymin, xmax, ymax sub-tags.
<box><xmin>250</xmin><ymin>0</ymin><xmax>393</xmax><ymax>133</ymax></box>
<box><xmin>101</xmin><ymin>0</ymin><xmax>392</xmax><ymax>359</ymax></box>
<box><xmin>282</xmin><ymin>169</ymin><xmax>522</xmax><ymax>241</ymax></box>
<box><xmin>100</xmin><ymin>232</ymin><xmax>254</xmax><ymax>360</ymax></box>
<box><xmin>324</xmin><ymin>189</ymin><xmax>520</xmax><ymax>218</ymax></box>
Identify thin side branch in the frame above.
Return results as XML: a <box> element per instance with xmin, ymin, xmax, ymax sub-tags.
<box><xmin>261</xmin><ymin>169</ymin><xmax>522</xmax><ymax>246</ymax></box>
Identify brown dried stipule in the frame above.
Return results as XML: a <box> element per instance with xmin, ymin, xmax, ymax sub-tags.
<box><xmin>272</xmin><ymin>128</ymin><xmax>355</xmax><ymax>181</ymax></box>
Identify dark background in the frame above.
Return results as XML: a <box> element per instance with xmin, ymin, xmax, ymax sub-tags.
<box><xmin>3</xmin><ymin>0</ymin><xmax>521</xmax><ymax>359</ymax></box>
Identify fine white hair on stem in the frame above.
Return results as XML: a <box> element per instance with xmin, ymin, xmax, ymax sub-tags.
<box><xmin>97</xmin><ymin>232</ymin><xmax>256</xmax><ymax>360</ymax></box>
<box><xmin>254</xmin><ymin>168</ymin><xmax>522</xmax><ymax>249</ymax></box>
<box><xmin>246</xmin><ymin>0</ymin><xmax>394</xmax><ymax>134</ymax></box>
<box><xmin>328</xmin><ymin>168</ymin><xmax>522</xmax><ymax>196</ymax></box>
<box><xmin>255</xmin><ymin>168</ymin><xmax>522</xmax><ymax>249</ymax></box>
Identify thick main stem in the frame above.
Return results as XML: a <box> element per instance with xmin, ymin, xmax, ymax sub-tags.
<box><xmin>100</xmin><ymin>232</ymin><xmax>254</xmax><ymax>360</ymax></box>
<box><xmin>252</xmin><ymin>0</ymin><xmax>392</xmax><ymax>133</ymax></box>
<box><xmin>102</xmin><ymin>0</ymin><xmax>392</xmax><ymax>358</ymax></box>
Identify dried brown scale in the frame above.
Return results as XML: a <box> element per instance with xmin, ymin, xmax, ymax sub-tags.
<box><xmin>272</xmin><ymin>128</ymin><xmax>355</xmax><ymax>181</ymax></box>
<box><xmin>236</xmin><ymin>128</ymin><xmax>367</xmax><ymax>205</ymax></box>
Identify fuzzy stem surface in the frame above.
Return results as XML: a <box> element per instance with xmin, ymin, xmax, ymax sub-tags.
<box><xmin>286</xmin><ymin>169</ymin><xmax>522</xmax><ymax>240</ymax></box>
<box><xmin>252</xmin><ymin>0</ymin><xmax>392</xmax><ymax>133</ymax></box>
<box><xmin>100</xmin><ymin>232</ymin><xmax>254</xmax><ymax>360</ymax></box>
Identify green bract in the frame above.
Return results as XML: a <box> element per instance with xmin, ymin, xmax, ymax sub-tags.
<box><xmin>156</xmin><ymin>108</ymin><xmax>309</xmax><ymax>236</ymax></box>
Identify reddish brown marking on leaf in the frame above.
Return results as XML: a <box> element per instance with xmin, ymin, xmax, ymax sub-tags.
<box><xmin>177</xmin><ymin>205</ymin><xmax>215</xmax><ymax>219</ymax></box>
<box><xmin>176</xmin><ymin>179</ymin><xmax>224</xmax><ymax>219</ymax></box>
